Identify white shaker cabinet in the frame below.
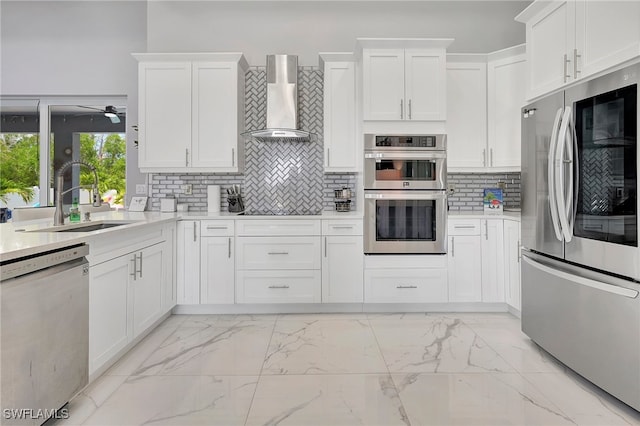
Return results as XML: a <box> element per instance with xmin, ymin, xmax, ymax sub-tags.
<box><xmin>131</xmin><ymin>242</ymin><xmax>166</xmax><ymax>336</ymax></box>
<box><xmin>447</xmin><ymin>219</ymin><xmax>482</xmax><ymax>302</ymax></box>
<box><xmin>503</xmin><ymin>218</ymin><xmax>521</xmax><ymax>312</ymax></box>
<box><xmin>481</xmin><ymin>219</ymin><xmax>505</xmax><ymax>303</ymax></box>
<box><xmin>321</xmin><ymin>219</ymin><xmax>364</xmax><ymax>303</ymax></box>
<box><xmin>134</xmin><ymin>53</ymin><xmax>248</xmax><ymax>173</ymax></box>
<box><xmin>516</xmin><ymin>0</ymin><xmax>640</xmax><ymax>100</ymax></box>
<box><xmin>177</xmin><ymin>220</ymin><xmax>201</xmax><ymax>304</ymax></box>
<box><xmin>200</xmin><ymin>220</ymin><xmax>235</xmax><ymax>304</ymax></box>
<box><xmin>360</xmin><ymin>39</ymin><xmax>452</xmax><ymax>122</ymax></box>
<box><xmin>320</xmin><ymin>54</ymin><xmax>358</xmax><ymax>172</ymax></box>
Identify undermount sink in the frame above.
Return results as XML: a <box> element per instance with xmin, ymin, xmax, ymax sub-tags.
<box><xmin>29</xmin><ymin>221</ymin><xmax>135</xmax><ymax>233</ymax></box>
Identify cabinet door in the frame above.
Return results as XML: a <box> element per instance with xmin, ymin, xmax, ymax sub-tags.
<box><xmin>362</xmin><ymin>49</ymin><xmax>405</xmax><ymax>120</ymax></box>
<box><xmin>192</xmin><ymin>62</ymin><xmax>241</xmax><ymax>170</ymax></box>
<box><xmin>162</xmin><ymin>225</ymin><xmax>176</xmax><ymax>312</ymax></box>
<box><xmin>89</xmin><ymin>255</ymin><xmax>131</xmax><ymax>375</ymax></box>
<box><xmin>575</xmin><ymin>0</ymin><xmax>640</xmax><ymax>79</ymax></box>
<box><xmin>138</xmin><ymin>62</ymin><xmax>191</xmax><ymax>170</ymax></box>
<box><xmin>487</xmin><ymin>54</ymin><xmax>526</xmax><ymax>169</ymax></box>
<box><xmin>321</xmin><ymin>236</ymin><xmax>364</xmax><ymax>303</ymax></box>
<box><xmin>504</xmin><ymin>219</ymin><xmax>521</xmax><ymax>311</ymax></box>
<box><xmin>481</xmin><ymin>219</ymin><xmax>505</xmax><ymax>302</ymax></box>
<box><xmin>132</xmin><ymin>243</ymin><xmax>165</xmax><ymax>336</ymax></box>
<box><xmin>405</xmin><ymin>49</ymin><xmax>446</xmax><ymax>120</ymax></box>
<box><xmin>177</xmin><ymin>221</ymin><xmax>200</xmax><ymax>304</ymax></box>
<box><xmin>448</xmin><ymin>235</ymin><xmax>482</xmax><ymax>302</ymax></box>
<box><xmin>446</xmin><ymin>62</ymin><xmax>487</xmax><ymax>169</ymax></box>
<box><xmin>200</xmin><ymin>236</ymin><xmax>235</xmax><ymax>304</ymax></box>
<box><xmin>324</xmin><ymin>61</ymin><xmax>357</xmax><ymax>172</ymax></box>
<box><xmin>527</xmin><ymin>1</ymin><xmax>574</xmax><ymax>99</ymax></box>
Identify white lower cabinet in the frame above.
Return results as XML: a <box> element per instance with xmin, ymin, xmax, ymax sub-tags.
<box><xmin>321</xmin><ymin>221</ymin><xmax>364</xmax><ymax>304</ymax></box>
<box><xmin>364</xmin><ymin>268</ymin><xmax>448</xmax><ymax>303</ymax></box>
<box><xmin>177</xmin><ymin>220</ymin><xmax>200</xmax><ymax>304</ymax></box>
<box><xmin>200</xmin><ymin>220</ymin><xmax>235</xmax><ymax>304</ymax></box>
<box><xmin>481</xmin><ymin>219</ymin><xmax>505</xmax><ymax>302</ymax></box>
<box><xmin>448</xmin><ymin>234</ymin><xmax>482</xmax><ymax>302</ymax></box>
<box><xmin>503</xmin><ymin>219</ymin><xmax>521</xmax><ymax>311</ymax></box>
<box><xmin>89</xmin><ymin>223</ymin><xmax>175</xmax><ymax>376</ymax></box>
<box><xmin>237</xmin><ymin>270</ymin><xmax>321</xmax><ymax>303</ymax></box>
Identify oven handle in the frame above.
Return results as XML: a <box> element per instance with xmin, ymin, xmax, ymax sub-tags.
<box><xmin>364</xmin><ymin>152</ymin><xmax>446</xmax><ymax>160</ymax></box>
<box><xmin>365</xmin><ymin>191</ymin><xmax>447</xmax><ymax>200</ymax></box>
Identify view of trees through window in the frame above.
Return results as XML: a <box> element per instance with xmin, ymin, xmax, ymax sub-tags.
<box><xmin>0</xmin><ymin>132</ymin><xmax>126</xmax><ymax>208</ymax></box>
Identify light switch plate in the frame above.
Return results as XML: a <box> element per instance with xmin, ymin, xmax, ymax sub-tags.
<box><xmin>135</xmin><ymin>184</ymin><xmax>147</xmax><ymax>195</ymax></box>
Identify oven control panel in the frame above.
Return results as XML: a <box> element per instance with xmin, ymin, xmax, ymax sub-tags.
<box><xmin>365</xmin><ymin>134</ymin><xmax>446</xmax><ymax>151</ymax></box>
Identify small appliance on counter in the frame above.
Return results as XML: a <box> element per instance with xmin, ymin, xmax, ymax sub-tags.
<box><xmin>160</xmin><ymin>196</ymin><xmax>177</xmax><ymax>212</ymax></box>
<box><xmin>227</xmin><ymin>185</ymin><xmax>244</xmax><ymax>213</ymax></box>
<box><xmin>334</xmin><ymin>187</ymin><xmax>352</xmax><ymax>212</ymax></box>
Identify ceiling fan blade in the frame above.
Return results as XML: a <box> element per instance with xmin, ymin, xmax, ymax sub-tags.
<box><xmin>76</xmin><ymin>105</ymin><xmax>104</xmax><ymax>112</ymax></box>
<box><xmin>108</xmin><ymin>115</ymin><xmax>121</xmax><ymax>124</ymax></box>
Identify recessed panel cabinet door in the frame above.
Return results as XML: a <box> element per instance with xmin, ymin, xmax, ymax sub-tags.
<box><xmin>324</xmin><ymin>61</ymin><xmax>357</xmax><ymax>172</ymax></box>
<box><xmin>192</xmin><ymin>62</ymin><xmax>239</xmax><ymax>170</ymax></box>
<box><xmin>138</xmin><ymin>62</ymin><xmax>191</xmax><ymax>169</ymax></box>
<box><xmin>448</xmin><ymin>235</ymin><xmax>482</xmax><ymax>302</ymax></box>
<box><xmin>132</xmin><ymin>243</ymin><xmax>165</xmax><ymax>336</ymax></box>
<box><xmin>405</xmin><ymin>49</ymin><xmax>446</xmax><ymax>120</ymax></box>
<box><xmin>200</xmin><ymin>236</ymin><xmax>235</xmax><ymax>304</ymax></box>
<box><xmin>363</xmin><ymin>49</ymin><xmax>405</xmax><ymax>120</ymax></box>
<box><xmin>321</xmin><ymin>236</ymin><xmax>363</xmax><ymax>303</ymax></box>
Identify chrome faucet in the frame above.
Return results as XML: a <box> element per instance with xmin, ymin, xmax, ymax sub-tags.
<box><xmin>54</xmin><ymin>160</ymin><xmax>101</xmax><ymax>225</ymax></box>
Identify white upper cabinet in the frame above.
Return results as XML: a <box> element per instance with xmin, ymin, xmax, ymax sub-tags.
<box><xmin>360</xmin><ymin>39</ymin><xmax>452</xmax><ymax>122</ymax></box>
<box><xmin>134</xmin><ymin>53</ymin><xmax>248</xmax><ymax>173</ymax></box>
<box><xmin>320</xmin><ymin>53</ymin><xmax>358</xmax><ymax>172</ymax></box>
<box><xmin>447</xmin><ymin>46</ymin><xmax>525</xmax><ymax>172</ymax></box>
<box><xmin>517</xmin><ymin>0</ymin><xmax>640</xmax><ymax>100</ymax></box>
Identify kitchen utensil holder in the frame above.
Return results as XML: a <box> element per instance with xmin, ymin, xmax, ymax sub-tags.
<box><xmin>333</xmin><ymin>187</ymin><xmax>352</xmax><ymax>212</ymax></box>
<box><xmin>227</xmin><ymin>195</ymin><xmax>244</xmax><ymax>213</ymax></box>
<box><xmin>334</xmin><ymin>200</ymin><xmax>351</xmax><ymax>212</ymax></box>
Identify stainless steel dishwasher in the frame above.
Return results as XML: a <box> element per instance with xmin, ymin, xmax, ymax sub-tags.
<box><xmin>1</xmin><ymin>244</ymin><xmax>89</xmax><ymax>426</ymax></box>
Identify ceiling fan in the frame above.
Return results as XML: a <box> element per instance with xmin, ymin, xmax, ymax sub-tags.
<box><xmin>75</xmin><ymin>105</ymin><xmax>124</xmax><ymax>124</ymax></box>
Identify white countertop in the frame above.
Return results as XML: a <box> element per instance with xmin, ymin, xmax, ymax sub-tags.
<box><xmin>178</xmin><ymin>210</ymin><xmax>365</xmax><ymax>220</ymax></box>
<box><xmin>448</xmin><ymin>210</ymin><xmax>521</xmax><ymax>221</ymax></box>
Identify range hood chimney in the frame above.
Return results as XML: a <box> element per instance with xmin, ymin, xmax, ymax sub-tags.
<box><xmin>242</xmin><ymin>55</ymin><xmax>314</xmax><ymax>142</ymax></box>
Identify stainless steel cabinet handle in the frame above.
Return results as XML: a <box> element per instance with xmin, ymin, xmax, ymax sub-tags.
<box><xmin>232</xmin><ymin>148</ymin><xmax>235</xmax><ymax>167</ymax></box>
<box><xmin>573</xmin><ymin>49</ymin><xmax>581</xmax><ymax>79</ymax></box>
<box><xmin>268</xmin><ymin>285</ymin><xmax>290</xmax><ymax>289</ymax></box>
<box><xmin>130</xmin><ymin>254</ymin><xmax>138</xmax><ymax>281</ymax></box>
<box><xmin>268</xmin><ymin>252</ymin><xmax>289</xmax><ymax>255</ymax></box>
<box><xmin>451</xmin><ymin>236</ymin><xmax>455</xmax><ymax>257</ymax></box>
<box><xmin>564</xmin><ymin>54</ymin><xmax>571</xmax><ymax>83</ymax></box>
<box><xmin>186</xmin><ymin>148</ymin><xmax>189</xmax><ymax>166</ymax></box>
<box><xmin>324</xmin><ymin>237</ymin><xmax>327</xmax><ymax>258</ymax></box>
<box><xmin>206</xmin><ymin>226</ymin><xmax>228</xmax><ymax>230</ymax></box>
<box><xmin>408</xmin><ymin>99</ymin><xmax>412</xmax><ymax>119</ymax></box>
<box><xmin>490</xmin><ymin>148</ymin><xmax>494</xmax><ymax>167</ymax></box>
<box><xmin>517</xmin><ymin>240</ymin><xmax>521</xmax><ymax>263</ymax></box>
<box><xmin>193</xmin><ymin>222</ymin><xmax>197</xmax><ymax>242</ymax></box>
<box><xmin>396</xmin><ymin>285</ymin><xmax>417</xmax><ymax>289</ymax></box>
<box><xmin>400</xmin><ymin>99</ymin><xmax>404</xmax><ymax>119</ymax></box>
<box><xmin>138</xmin><ymin>252</ymin><xmax>143</xmax><ymax>278</ymax></box>
<box><xmin>331</xmin><ymin>226</ymin><xmax>354</xmax><ymax>229</ymax></box>
<box><xmin>482</xmin><ymin>149</ymin><xmax>486</xmax><ymax>167</ymax></box>
<box><xmin>454</xmin><ymin>225</ymin><xmax>476</xmax><ymax>229</ymax></box>
<box><xmin>327</xmin><ymin>148</ymin><xmax>330</xmax><ymax>167</ymax></box>
<box><xmin>485</xmin><ymin>221</ymin><xmax>489</xmax><ymax>240</ymax></box>
<box><xmin>228</xmin><ymin>238</ymin><xmax>231</xmax><ymax>258</ymax></box>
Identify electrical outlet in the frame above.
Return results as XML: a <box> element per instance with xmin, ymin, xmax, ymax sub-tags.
<box><xmin>447</xmin><ymin>183</ymin><xmax>455</xmax><ymax>194</ymax></box>
<box><xmin>135</xmin><ymin>184</ymin><xmax>147</xmax><ymax>195</ymax></box>
<box><xmin>183</xmin><ymin>184</ymin><xmax>193</xmax><ymax>195</ymax></box>
<box><xmin>497</xmin><ymin>181</ymin><xmax>507</xmax><ymax>191</ymax></box>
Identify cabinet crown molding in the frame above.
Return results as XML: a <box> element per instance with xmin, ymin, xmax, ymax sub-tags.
<box><xmin>132</xmin><ymin>52</ymin><xmax>249</xmax><ymax>70</ymax></box>
<box><xmin>318</xmin><ymin>52</ymin><xmax>355</xmax><ymax>67</ymax></box>
<box><xmin>356</xmin><ymin>37</ymin><xmax>454</xmax><ymax>51</ymax></box>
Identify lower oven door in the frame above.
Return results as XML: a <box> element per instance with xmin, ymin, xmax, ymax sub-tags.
<box><xmin>364</xmin><ymin>190</ymin><xmax>447</xmax><ymax>254</ymax></box>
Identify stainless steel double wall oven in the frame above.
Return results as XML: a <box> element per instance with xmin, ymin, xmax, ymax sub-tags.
<box><xmin>364</xmin><ymin>134</ymin><xmax>447</xmax><ymax>254</ymax></box>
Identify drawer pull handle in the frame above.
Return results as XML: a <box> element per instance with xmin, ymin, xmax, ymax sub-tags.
<box><xmin>331</xmin><ymin>226</ymin><xmax>354</xmax><ymax>229</ymax></box>
<box><xmin>268</xmin><ymin>252</ymin><xmax>289</xmax><ymax>255</ymax></box>
<box><xmin>396</xmin><ymin>285</ymin><xmax>417</xmax><ymax>289</ymax></box>
<box><xmin>206</xmin><ymin>226</ymin><xmax>228</xmax><ymax>230</ymax></box>
<box><xmin>268</xmin><ymin>285</ymin><xmax>290</xmax><ymax>289</ymax></box>
<box><xmin>454</xmin><ymin>225</ymin><xmax>476</xmax><ymax>229</ymax></box>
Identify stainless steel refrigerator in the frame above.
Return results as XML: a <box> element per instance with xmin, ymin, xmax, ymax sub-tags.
<box><xmin>521</xmin><ymin>62</ymin><xmax>640</xmax><ymax>410</ymax></box>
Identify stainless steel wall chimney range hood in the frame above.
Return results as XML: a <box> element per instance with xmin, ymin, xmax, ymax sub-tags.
<box><xmin>242</xmin><ymin>54</ymin><xmax>315</xmax><ymax>142</ymax></box>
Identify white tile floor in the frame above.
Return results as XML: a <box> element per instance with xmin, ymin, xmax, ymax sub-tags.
<box><xmin>54</xmin><ymin>313</ymin><xmax>640</xmax><ymax>425</ymax></box>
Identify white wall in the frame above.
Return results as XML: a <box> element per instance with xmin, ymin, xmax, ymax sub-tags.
<box><xmin>0</xmin><ymin>0</ymin><xmax>147</xmax><ymax>206</ymax></box>
<box><xmin>147</xmin><ymin>1</ymin><xmax>529</xmax><ymax>65</ymax></box>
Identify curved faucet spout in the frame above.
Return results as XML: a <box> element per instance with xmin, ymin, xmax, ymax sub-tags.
<box><xmin>54</xmin><ymin>160</ymin><xmax>101</xmax><ymax>226</ymax></box>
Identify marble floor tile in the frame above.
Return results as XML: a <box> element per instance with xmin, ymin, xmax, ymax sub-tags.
<box><xmin>277</xmin><ymin>313</ymin><xmax>368</xmax><ymax>321</ymax></box>
<box><xmin>392</xmin><ymin>372</ymin><xmax>576</xmax><ymax>425</ymax></box>
<box><xmin>82</xmin><ymin>375</ymin><xmax>257</xmax><ymax>426</ymax></box>
<box><xmin>524</xmin><ymin>371</ymin><xmax>640</xmax><ymax>425</ymax></box>
<box><xmin>262</xmin><ymin>319</ymin><xmax>388</xmax><ymax>375</ymax></box>
<box><xmin>466</xmin><ymin>321</ymin><xmax>566</xmax><ymax>373</ymax></box>
<box><xmin>179</xmin><ymin>314</ymin><xmax>278</xmax><ymax>328</ymax></box>
<box><xmin>371</xmin><ymin>316</ymin><xmax>515</xmax><ymax>373</ymax></box>
<box><xmin>132</xmin><ymin>321</ymin><xmax>274</xmax><ymax>376</ymax></box>
<box><xmin>245</xmin><ymin>374</ymin><xmax>409</xmax><ymax>426</ymax></box>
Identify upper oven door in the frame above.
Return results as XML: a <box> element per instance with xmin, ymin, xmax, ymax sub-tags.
<box><xmin>364</xmin><ymin>190</ymin><xmax>447</xmax><ymax>254</ymax></box>
<box><xmin>364</xmin><ymin>151</ymin><xmax>447</xmax><ymax>190</ymax></box>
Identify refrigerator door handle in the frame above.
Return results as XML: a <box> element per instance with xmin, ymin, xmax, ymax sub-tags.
<box><xmin>548</xmin><ymin>107</ymin><xmax>564</xmax><ymax>241</ymax></box>
<box><xmin>556</xmin><ymin>106</ymin><xmax>574</xmax><ymax>242</ymax></box>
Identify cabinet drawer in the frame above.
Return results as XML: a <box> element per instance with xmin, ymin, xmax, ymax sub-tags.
<box><xmin>200</xmin><ymin>220</ymin><xmax>234</xmax><ymax>237</ymax></box>
<box><xmin>322</xmin><ymin>219</ymin><xmax>363</xmax><ymax>236</ymax></box>
<box><xmin>448</xmin><ymin>219</ymin><xmax>481</xmax><ymax>236</ymax></box>
<box><xmin>236</xmin><ymin>270</ymin><xmax>321</xmax><ymax>303</ymax></box>
<box><xmin>364</xmin><ymin>268</ymin><xmax>448</xmax><ymax>303</ymax></box>
<box><xmin>236</xmin><ymin>237</ymin><xmax>321</xmax><ymax>270</ymax></box>
<box><xmin>236</xmin><ymin>219</ymin><xmax>321</xmax><ymax>236</ymax></box>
